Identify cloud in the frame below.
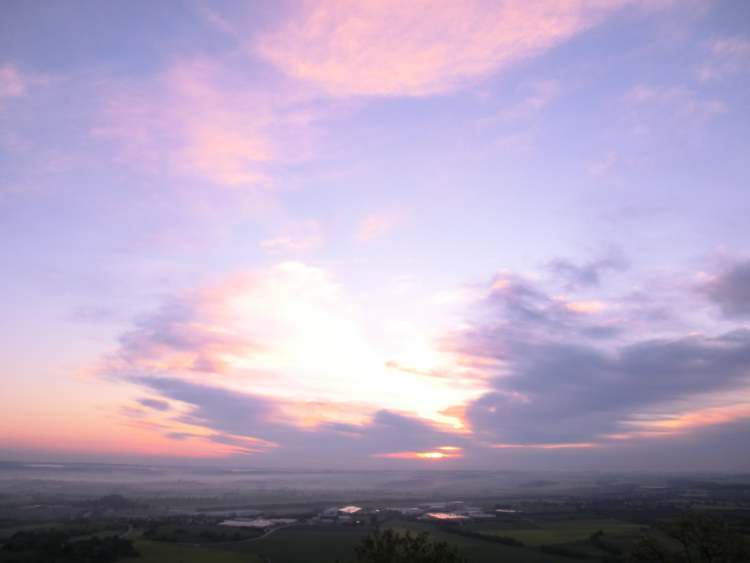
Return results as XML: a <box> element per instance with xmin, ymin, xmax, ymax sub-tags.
<box><xmin>137</xmin><ymin>397</ymin><xmax>171</xmax><ymax>411</ymax></box>
<box><xmin>112</xmin><ymin>291</ymin><xmax>261</xmax><ymax>376</ymax></box>
<box><xmin>547</xmin><ymin>253</ymin><xmax>626</xmax><ymax>289</ymax></box>
<box><xmin>137</xmin><ymin>376</ymin><xmax>276</xmax><ymax>438</ymax></box>
<box><xmin>257</xmin><ymin>0</ymin><xmax>639</xmax><ymax>97</ymax></box>
<box><xmin>260</xmin><ymin>220</ymin><xmax>324</xmax><ymax>253</ymax></box>
<box><xmin>104</xmin><ymin>261</ymin><xmax>481</xmax><ymax>432</ymax></box>
<box><xmin>128</xmin><ymin>376</ymin><xmax>466</xmax><ymax>464</ymax></box>
<box><xmin>94</xmin><ymin>57</ymin><xmax>324</xmax><ymax>188</ymax></box>
<box><xmin>0</xmin><ymin>64</ymin><xmax>25</xmax><ymax>102</ymax></box>
<box><xmin>447</xmin><ymin>268</ymin><xmax>750</xmax><ymax>447</ymax></box>
<box><xmin>455</xmin><ymin>273</ymin><xmax>625</xmax><ymax>348</ymax></box>
<box><xmin>698</xmin><ymin>37</ymin><xmax>750</xmax><ymax>81</ymax></box>
<box><xmin>357</xmin><ymin>213</ymin><xmax>398</xmax><ymax>241</ymax></box>
<box><xmin>102</xmin><ymin>253</ymin><xmax>750</xmax><ymax>464</ymax></box>
<box><xmin>588</xmin><ymin>150</ymin><xmax>617</xmax><ymax>177</ymax></box>
<box><xmin>498</xmin><ymin>80</ymin><xmax>560</xmax><ymax>120</ymax></box>
<box><xmin>623</xmin><ymin>84</ymin><xmax>726</xmax><ymax>123</ymax></box>
<box><xmin>465</xmin><ymin>331</ymin><xmax>750</xmax><ymax>445</ymax></box>
<box><xmin>701</xmin><ymin>260</ymin><xmax>750</xmax><ymax>318</ymax></box>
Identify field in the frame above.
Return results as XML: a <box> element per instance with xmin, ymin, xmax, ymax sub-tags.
<box><xmin>398</xmin><ymin>521</ymin><xmax>573</xmax><ymax>563</ymax></box>
<box><xmin>144</xmin><ymin>522</ymin><xmax>262</xmax><ymax>543</ymax></box>
<box><xmin>483</xmin><ymin>517</ymin><xmax>643</xmax><ymax>546</ymax></box>
<box><xmin>128</xmin><ymin>519</ymin><xmax>642</xmax><ymax>563</ymax></box>
<box><xmin>223</xmin><ymin>522</ymin><xmax>573</xmax><ymax>563</ymax></box>
<box><xmin>134</xmin><ymin>539</ymin><xmax>261</xmax><ymax>563</ymax></box>
<box><xmin>224</xmin><ymin>526</ymin><xmax>372</xmax><ymax>563</ymax></box>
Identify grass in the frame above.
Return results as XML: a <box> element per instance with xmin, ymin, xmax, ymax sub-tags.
<box><xmin>144</xmin><ymin>523</ymin><xmax>262</xmax><ymax>543</ymax></box>
<box><xmin>486</xmin><ymin>518</ymin><xmax>642</xmax><ymax>546</ymax></box>
<box><xmin>397</xmin><ymin>521</ymin><xmax>571</xmax><ymax>563</ymax></box>
<box><xmin>225</xmin><ymin>526</ymin><xmax>371</xmax><ymax>563</ymax></box>
<box><xmin>225</xmin><ymin>522</ymin><xmax>573</xmax><ymax>563</ymax></box>
<box><xmin>133</xmin><ymin>539</ymin><xmax>261</xmax><ymax>563</ymax></box>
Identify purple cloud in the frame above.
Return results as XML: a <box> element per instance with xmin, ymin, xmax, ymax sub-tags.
<box><xmin>702</xmin><ymin>260</ymin><xmax>750</xmax><ymax>318</ymax></box>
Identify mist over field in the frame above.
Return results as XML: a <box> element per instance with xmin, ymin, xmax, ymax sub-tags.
<box><xmin>2</xmin><ymin>462</ymin><xmax>750</xmax><ymax>562</ymax></box>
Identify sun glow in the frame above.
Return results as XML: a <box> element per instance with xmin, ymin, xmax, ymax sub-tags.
<box><xmin>373</xmin><ymin>446</ymin><xmax>463</xmax><ymax>460</ymax></box>
<box><xmin>125</xmin><ymin>262</ymin><xmax>487</xmax><ymax>432</ymax></box>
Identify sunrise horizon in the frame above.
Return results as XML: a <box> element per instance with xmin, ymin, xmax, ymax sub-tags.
<box><xmin>2</xmin><ymin>0</ymin><xmax>749</xmax><ymax>475</ymax></box>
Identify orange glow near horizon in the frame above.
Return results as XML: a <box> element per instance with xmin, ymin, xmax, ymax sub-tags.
<box><xmin>609</xmin><ymin>403</ymin><xmax>750</xmax><ymax>440</ymax></box>
<box><xmin>373</xmin><ymin>446</ymin><xmax>463</xmax><ymax>460</ymax></box>
<box><xmin>491</xmin><ymin>442</ymin><xmax>595</xmax><ymax>449</ymax></box>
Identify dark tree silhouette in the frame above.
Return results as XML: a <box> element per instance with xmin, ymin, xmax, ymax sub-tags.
<box><xmin>629</xmin><ymin>511</ymin><xmax>748</xmax><ymax>563</ymax></box>
<box><xmin>350</xmin><ymin>529</ymin><xmax>467</xmax><ymax>563</ymax></box>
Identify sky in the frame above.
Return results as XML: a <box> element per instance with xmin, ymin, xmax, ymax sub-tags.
<box><xmin>1</xmin><ymin>0</ymin><xmax>749</xmax><ymax>471</ymax></box>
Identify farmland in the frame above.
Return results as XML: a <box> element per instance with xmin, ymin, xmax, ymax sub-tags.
<box><xmin>134</xmin><ymin>539</ymin><xmax>261</xmax><ymax>563</ymax></box>
<box><xmin>1</xmin><ymin>466</ymin><xmax>749</xmax><ymax>562</ymax></box>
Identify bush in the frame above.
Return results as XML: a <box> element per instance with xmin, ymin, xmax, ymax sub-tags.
<box><xmin>352</xmin><ymin>529</ymin><xmax>467</xmax><ymax>563</ymax></box>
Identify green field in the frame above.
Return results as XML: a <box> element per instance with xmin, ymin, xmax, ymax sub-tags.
<box><xmin>398</xmin><ymin>521</ymin><xmax>571</xmax><ymax>563</ymax></box>
<box><xmin>224</xmin><ymin>522</ymin><xmax>572</xmax><ymax>563</ymax></box>
<box><xmin>134</xmin><ymin>539</ymin><xmax>261</xmax><ymax>563</ymax></box>
<box><xmin>224</xmin><ymin>526</ymin><xmax>371</xmax><ymax>563</ymax></box>
<box><xmin>144</xmin><ymin>522</ymin><xmax>262</xmax><ymax>543</ymax></box>
<box><xmin>486</xmin><ymin>518</ymin><xmax>642</xmax><ymax>546</ymax></box>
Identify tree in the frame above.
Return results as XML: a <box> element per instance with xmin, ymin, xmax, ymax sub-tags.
<box><xmin>630</xmin><ymin>511</ymin><xmax>748</xmax><ymax>563</ymax></box>
<box><xmin>351</xmin><ymin>529</ymin><xmax>467</xmax><ymax>563</ymax></box>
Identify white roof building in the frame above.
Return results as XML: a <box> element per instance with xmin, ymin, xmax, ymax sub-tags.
<box><xmin>338</xmin><ymin>505</ymin><xmax>363</xmax><ymax>514</ymax></box>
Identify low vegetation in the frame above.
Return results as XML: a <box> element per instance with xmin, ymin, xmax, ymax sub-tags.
<box><xmin>629</xmin><ymin>512</ymin><xmax>749</xmax><ymax>563</ymax></box>
<box><xmin>350</xmin><ymin>529</ymin><xmax>467</xmax><ymax>563</ymax></box>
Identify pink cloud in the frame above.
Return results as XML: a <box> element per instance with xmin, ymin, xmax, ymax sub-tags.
<box><xmin>103</xmin><ymin>261</ymin><xmax>483</xmax><ymax>429</ymax></box>
<box><xmin>0</xmin><ymin>64</ymin><xmax>25</xmax><ymax>101</ymax></box>
<box><xmin>94</xmin><ymin>57</ymin><xmax>323</xmax><ymax>188</ymax></box>
<box><xmin>698</xmin><ymin>37</ymin><xmax>750</xmax><ymax>81</ymax></box>
<box><xmin>563</xmin><ymin>300</ymin><xmax>607</xmax><ymax>314</ymax></box>
<box><xmin>588</xmin><ymin>150</ymin><xmax>617</xmax><ymax>177</ymax></box>
<box><xmin>491</xmin><ymin>442</ymin><xmax>595</xmax><ymax>449</ymax></box>
<box><xmin>357</xmin><ymin>212</ymin><xmax>398</xmax><ymax>241</ymax></box>
<box><xmin>260</xmin><ymin>219</ymin><xmax>324</xmax><ymax>253</ymax></box>
<box><xmin>615</xmin><ymin>402</ymin><xmax>750</xmax><ymax>439</ymax></box>
<box><xmin>498</xmin><ymin>80</ymin><xmax>560</xmax><ymax>120</ymax></box>
<box><xmin>257</xmin><ymin>0</ymin><xmax>640</xmax><ymax>97</ymax></box>
<box><xmin>624</xmin><ymin>84</ymin><xmax>726</xmax><ymax>118</ymax></box>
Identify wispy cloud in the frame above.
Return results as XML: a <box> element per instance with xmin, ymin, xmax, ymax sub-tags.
<box><xmin>257</xmin><ymin>0</ymin><xmax>640</xmax><ymax>97</ymax></box>
<box><xmin>0</xmin><ymin>63</ymin><xmax>26</xmax><ymax>102</ymax></box>
<box><xmin>546</xmin><ymin>253</ymin><xmax>626</xmax><ymax>290</ymax></box>
<box><xmin>698</xmin><ymin>36</ymin><xmax>750</xmax><ymax>81</ymax></box>
<box><xmin>700</xmin><ymin>259</ymin><xmax>750</xmax><ymax>319</ymax></box>
<box><xmin>357</xmin><ymin>212</ymin><xmax>399</xmax><ymax>241</ymax></box>
<box><xmin>260</xmin><ymin>220</ymin><xmax>324</xmax><ymax>253</ymax></box>
<box><xmin>624</xmin><ymin>84</ymin><xmax>726</xmax><ymax>123</ymax></box>
<box><xmin>497</xmin><ymin>80</ymin><xmax>560</xmax><ymax>121</ymax></box>
<box><xmin>94</xmin><ymin>57</ymin><xmax>326</xmax><ymax>188</ymax></box>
